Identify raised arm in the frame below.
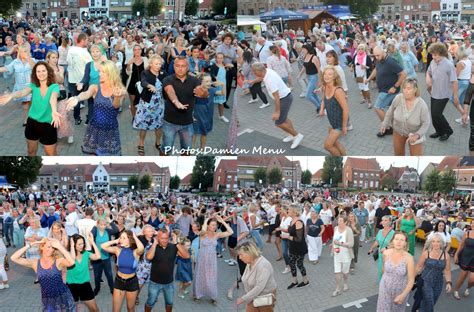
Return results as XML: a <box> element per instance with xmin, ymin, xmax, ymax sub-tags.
<box><xmin>101</xmin><ymin>238</ymin><xmax>120</xmax><ymax>256</ymax></box>
<box><xmin>88</xmin><ymin>232</ymin><xmax>102</xmax><ymax>261</ymax></box>
<box><xmin>10</xmin><ymin>242</ymin><xmax>39</xmax><ymax>268</ymax></box>
<box><xmin>132</xmin><ymin>231</ymin><xmax>145</xmax><ymax>258</ymax></box>
<box><xmin>0</xmin><ymin>87</ymin><xmax>32</xmax><ymax>105</ymax></box>
<box><xmin>216</xmin><ymin>215</ymin><xmax>233</xmax><ymax>238</ymax></box>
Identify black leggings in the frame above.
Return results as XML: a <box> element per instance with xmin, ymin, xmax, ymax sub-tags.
<box><xmin>250</xmin><ymin>82</ymin><xmax>268</xmax><ymax>104</ymax></box>
<box><xmin>289</xmin><ymin>254</ymin><xmax>306</xmax><ymax>278</ymax></box>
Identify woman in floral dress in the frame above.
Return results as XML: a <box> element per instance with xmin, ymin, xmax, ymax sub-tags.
<box><xmin>194</xmin><ymin>216</ymin><xmax>233</xmax><ymax>305</ymax></box>
<box><xmin>133</xmin><ymin>55</ymin><xmax>165</xmax><ymax>155</ymax></box>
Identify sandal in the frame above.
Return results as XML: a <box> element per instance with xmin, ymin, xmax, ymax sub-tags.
<box><xmin>368</xmin><ymin>103</ymin><xmax>373</xmax><ymax>109</ymax></box>
<box><xmin>138</xmin><ymin>145</ymin><xmax>145</xmax><ymax>156</ymax></box>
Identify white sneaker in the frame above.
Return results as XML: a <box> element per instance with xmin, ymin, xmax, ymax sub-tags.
<box><xmin>224</xmin><ymin>259</ymin><xmax>232</xmax><ymax>263</ymax></box>
<box><xmin>347</xmin><ymin>124</ymin><xmax>353</xmax><ymax>131</ymax></box>
<box><xmin>282</xmin><ymin>135</ymin><xmax>294</xmax><ymax>143</ymax></box>
<box><xmin>220</xmin><ymin>116</ymin><xmax>229</xmax><ymax>123</ymax></box>
<box><xmin>80</xmin><ymin>103</ymin><xmax>85</xmax><ymax>109</ymax></box>
<box><xmin>464</xmin><ymin>288</ymin><xmax>470</xmax><ymax>297</ymax></box>
<box><xmin>291</xmin><ymin>133</ymin><xmax>304</xmax><ymax>149</ymax></box>
<box><xmin>228</xmin><ymin>260</ymin><xmax>237</xmax><ymax>266</ymax></box>
<box><xmin>3</xmin><ymin>284</ymin><xmax>8</xmax><ymax>289</ymax></box>
<box><xmin>282</xmin><ymin>267</ymin><xmax>290</xmax><ymax>274</ymax></box>
<box><xmin>248</xmin><ymin>98</ymin><xmax>258</xmax><ymax>104</ymax></box>
<box><xmin>299</xmin><ymin>92</ymin><xmax>306</xmax><ymax>98</ymax></box>
<box><xmin>456</xmin><ymin>116</ymin><xmax>470</xmax><ymax>124</ymax></box>
<box><xmin>0</xmin><ymin>284</ymin><xmax>4</xmax><ymax>290</ymax></box>
<box><xmin>67</xmin><ymin>136</ymin><xmax>74</xmax><ymax>144</ymax></box>
<box><xmin>259</xmin><ymin>103</ymin><xmax>270</xmax><ymax>109</ymax></box>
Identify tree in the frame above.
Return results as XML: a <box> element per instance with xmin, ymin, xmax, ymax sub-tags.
<box><xmin>185</xmin><ymin>0</ymin><xmax>199</xmax><ymax>16</ymax></box>
<box><xmin>301</xmin><ymin>170</ymin><xmax>312</xmax><ymax>185</ymax></box>
<box><xmin>424</xmin><ymin>170</ymin><xmax>440</xmax><ymax>194</ymax></box>
<box><xmin>170</xmin><ymin>175</ymin><xmax>181</xmax><ymax>190</ymax></box>
<box><xmin>139</xmin><ymin>174</ymin><xmax>152</xmax><ymax>190</ymax></box>
<box><xmin>439</xmin><ymin>170</ymin><xmax>457</xmax><ymax>195</ymax></box>
<box><xmin>0</xmin><ymin>157</ymin><xmax>42</xmax><ymax>188</ymax></box>
<box><xmin>381</xmin><ymin>175</ymin><xmax>397</xmax><ymax>190</ymax></box>
<box><xmin>128</xmin><ymin>175</ymin><xmax>139</xmax><ymax>191</ymax></box>
<box><xmin>0</xmin><ymin>0</ymin><xmax>22</xmax><ymax>16</ymax></box>
<box><xmin>321</xmin><ymin>156</ymin><xmax>343</xmax><ymax>186</ymax></box>
<box><xmin>268</xmin><ymin>167</ymin><xmax>282</xmax><ymax>185</ymax></box>
<box><xmin>254</xmin><ymin>167</ymin><xmax>267</xmax><ymax>186</ymax></box>
<box><xmin>147</xmin><ymin>0</ymin><xmax>162</xmax><ymax>18</ymax></box>
<box><xmin>190</xmin><ymin>156</ymin><xmax>215</xmax><ymax>191</ymax></box>
<box><xmin>323</xmin><ymin>0</ymin><xmax>381</xmax><ymax>19</ymax></box>
<box><xmin>212</xmin><ymin>0</ymin><xmax>237</xmax><ymax>16</ymax></box>
<box><xmin>132</xmin><ymin>0</ymin><xmax>146</xmax><ymax>17</ymax></box>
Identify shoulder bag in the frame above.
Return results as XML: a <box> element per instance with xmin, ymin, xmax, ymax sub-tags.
<box><xmin>372</xmin><ymin>229</ymin><xmax>393</xmax><ymax>261</ymax></box>
<box><xmin>253</xmin><ymin>293</ymin><xmax>274</xmax><ymax>308</ymax></box>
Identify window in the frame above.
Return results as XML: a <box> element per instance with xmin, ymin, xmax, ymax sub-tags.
<box><xmin>41</xmin><ymin>2</ymin><xmax>46</xmax><ymax>8</ymax></box>
<box><xmin>359</xmin><ymin>180</ymin><xmax>363</xmax><ymax>186</ymax></box>
<box><xmin>165</xmin><ymin>0</ymin><xmax>175</xmax><ymax>6</ymax></box>
<box><xmin>102</xmin><ymin>0</ymin><xmax>106</xmax><ymax>5</ymax></box>
<box><xmin>470</xmin><ymin>176</ymin><xmax>474</xmax><ymax>183</ymax></box>
<box><xmin>442</xmin><ymin>3</ymin><xmax>447</xmax><ymax>10</ymax></box>
<box><xmin>370</xmin><ymin>181</ymin><xmax>373</xmax><ymax>187</ymax></box>
<box><xmin>354</xmin><ymin>172</ymin><xmax>358</xmax><ymax>177</ymax></box>
<box><xmin>454</xmin><ymin>3</ymin><xmax>458</xmax><ymax>10</ymax></box>
<box><xmin>91</xmin><ymin>0</ymin><xmax>95</xmax><ymax>6</ymax></box>
<box><xmin>94</xmin><ymin>176</ymin><xmax>98</xmax><ymax>181</ymax></box>
<box><xmin>33</xmin><ymin>3</ymin><xmax>37</xmax><ymax>9</ymax></box>
<box><xmin>103</xmin><ymin>176</ymin><xmax>107</xmax><ymax>181</ymax></box>
<box><xmin>26</xmin><ymin>3</ymin><xmax>30</xmax><ymax>9</ymax></box>
<box><xmin>376</xmin><ymin>174</ymin><xmax>379</xmax><ymax>177</ymax></box>
<box><xmin>371</xmin><ymin>173</ymin><xmax>374</xmax><ymax>177</ymax></box>
<box><xmin>246</xmin><ymin>169</ymin><xmax>254</xmax><ymax>174</ymax></box>
<box><xmin>218</xmin><ymin>176</ymin><xmax>221</xmax><ymax>182</ymax></box>
<box><xmin>376</xmin><ymin>181</ymin><xmax>379</xmax><ymax>187</ymax></box>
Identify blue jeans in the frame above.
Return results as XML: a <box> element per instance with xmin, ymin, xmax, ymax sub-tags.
<box><xmin>216</xmin><ymin>237</ymin><xmax>223</xmax><ymax>253</ymax></box>
<box><xmin>281</xmin><ymin>238</ymin><xmax>290</xmax><ymax>265</ymax></box>
<box><xmin>455</xmin><ymin>80</ymin><xmax>470</xmax><ymax>104</ymax></box>
<box><xmin>12</xmin><ymin>228</ymin><xmax>24</xmax><ymax>247</ymax></box>
<box><xmin>68</xmin><ymin>82</ymin><xmax>81</xmax><ymax>121</ymax></box>
<box><xmin>3</xmin><ymin>220</ymin><xmax>13</xmax><ymax>245</ymax></box>
<box><xmin>146</xmin><ymin>281</ymin><xmax>174</xmax><ymax>307</ymax></box>
<box><xmin>161</xmin><ymin>120</ymin><xmax>193</xmax><ymax>154</ymax></box>
<box><xmin>92</xmin><ymin>258</ymin><xmax>114</xmax><ymax>294</ymax></box>
<box><xmin>251</xmin><ymin>229</ymin><xmax>264</xmax><ymax>251</ymax></box>
<box><xmin>306</xmin><ymin>74</ymin><xmax>321</xmax><ymax>109</ymax></box>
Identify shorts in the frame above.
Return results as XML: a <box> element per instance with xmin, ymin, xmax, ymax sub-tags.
<box><xmin>67</xmin><ymin>282</ymin><xmax>95</xmax><ymax>302</ymax></box>
<box><xmin>114</xmin><ymin>274</ymin><xmax>139</xmax><ymax>292</ymax></box>
<box><xmin>228</xmin><ymin>236</ymin><xmax>237</xmax><ymax>249</ymax></box>
<box><xmin>334</xmin><ymin>260</ymin><xmax>350</xmax><ymax>274</ymax></box>
<box><xmin>24</xmin><ymin>117</ymin><xmax>57</xmax><ymax>145</ymax></box>
<box><xmin>275</xmin><ymin>93</ymin><xmax>293</xmax><ymax>126</ymax></box>
<box><xmin>269</xmin><ymin>224</ymin><xmax>277</xmax><ymax>235</ymax></box>
<box><xmin>374</xmin><ymin>92</ymin><xmax>396</xmax><ymax>111</ymax></box>
<box><xmin>238</xmin><ymin>257</ymin><xmax>247</xmax><ymax>276</ymax></box>
<box><xmin>357</xmin><ymin>82</ymin><xmax>370</xmax><ymax>92</ymax></box>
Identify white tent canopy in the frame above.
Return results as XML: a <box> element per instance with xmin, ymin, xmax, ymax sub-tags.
<box><xmin>237</xmin><ymin>15</ymin><xmax>266</xmax><ymax>26</ymax></box>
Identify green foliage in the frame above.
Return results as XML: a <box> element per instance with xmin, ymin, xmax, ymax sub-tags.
<box><xmin>268</xmin><ymin>167</ymin><xmax>282</xmax><ymax>185</ymax></box>
<box><xmin>323</xmin><ymin>0</ymin><xmax>381</xmax><ymax>18</ymax></box>
<box><xmin>139</xmin><ymin>174</ymin><xmax>152</xmax><ymax>190</ymax></box>
<box><xmin>132</xmin><ymin>0</ymin><xmax>146</xmax><ymax>17</ymax></box>
<box><xmin>147</xmin><ymin>0</ymin><xmax>162</xmax><ymax>17</ymax></box>
<box><xmin>190</xmin><ymin>156</ymin><xmax>216</xmax><ymax>191</ymax></box>
<box><xmin>170</xmin><ymin>175</ymin><xmax>181</xmax><ymax>190</ymax></box>
<box><xmin>212</xmin><ymin>0</ymin><xmax>237</xmax><ymax>16</ymax></box>
<box><xmin>301</xmin><ymin>170</ymin><xmax>312</xmax><ymax>185</ymax></box>
<box><xmin>0</xmin><ymin>157</ymin><xmax>42</xmax><ymax>188</ymax></box>
<box><xmin>0</xmin><ymin>0</ymin><xmax>22</xmax><ymax>16</ymax></box>
<box><xmin>439</xmin><ymin>170</ymin><xmax>457</xmax><ymax>195</ymax></box>
<box><xmin>128</xmin><ymin>175</ymin><xmax>139</xmax><ymax>190</ymax></box>
<box><xmin>424</xmin><ymin>170</ymin><xmax>440</xmax><ymax>194</ymax></box>
<box><xmin>381</xmin><ymin>174</ymin><xmax>397</xmax><ymax>190</ymax></box>
<box><xmin>185</xmin><ymin>0</ymin><xmax>200</xmax><ymax>16</ymax></box>
<box><xmin>254</xmin><ymin>167</ymin><xmax>267</xmax><ymax>186</ymax></box>
<box><xmin>321</xmin><ymin>157</ymin><xmax>343</xmax><ymax>185</ymax></box>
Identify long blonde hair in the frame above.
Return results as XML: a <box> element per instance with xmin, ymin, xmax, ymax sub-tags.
<box><xmin>101</xmin><ymin>60</ymin><xmax>123</xmax><ymax>88</ymax></box>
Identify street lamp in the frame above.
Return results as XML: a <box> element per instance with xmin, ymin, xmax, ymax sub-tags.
<box><xmin>16</xmin><ymin>12</ymin><xmax>22</xmax><ymax>18</ymax></box>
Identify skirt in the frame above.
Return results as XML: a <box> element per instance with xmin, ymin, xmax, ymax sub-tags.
<box><xmin>175</xmin><ymin>257</ymin><xmax>192</xmax><ymax>283</ymax></box>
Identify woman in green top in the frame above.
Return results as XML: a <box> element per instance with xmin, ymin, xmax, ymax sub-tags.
<box><xmin>0</xmin><ymin>61</ymin><xmax>61</xmax><ymax>155</ymax></box>
<box><xmin>67</xmin><ymin>232</ymin><xmax>101</xmax><ymax>312</ymax></box>
<box><xmin>369</xmin><ymin>216</ymin><xmax>395</xmax><ymax>281</ymax></box>
<box><xmin>396</xmin><ymin>207</ymin><xmax>420</xmax><ymax>256</ymax></box>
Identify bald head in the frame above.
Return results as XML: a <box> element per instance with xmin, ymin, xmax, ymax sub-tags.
<box><xmin>373</xmin><ymin>46</ymin><xmax>386</xmax><ymax>61</ymax></box>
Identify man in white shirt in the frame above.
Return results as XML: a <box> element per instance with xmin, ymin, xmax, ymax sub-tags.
<box><xmin>254</xmin><ymin>37</ymin><xmax>273</xmax><ymax>64</ymax></box>
<box><xmin>252</xmin><ymin>63</ymin><xmax>304</xmax><ymax>149</ymax></box>
<box><xmin>64</xmin><ymin>202</ymin><xmax>80</xmax><ymax>237</ymax></box>
<box><xmin>75</xmin><ymin>207</ymin><xmax>96</xmax><ymax>250</ymax></box>
<box><xmin>316</xmin><ymin>39</ymin><xmax>335</xmax><ymax>71</ymax></box>
<box><xmin>67</xmin><ymin>33</ymin><xmax>92</xmax><ymax>124</ymax></box>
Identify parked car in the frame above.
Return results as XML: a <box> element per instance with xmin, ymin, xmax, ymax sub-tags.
<box><xmin>213</xmin><ymin>15</ymin><xmax>225</xmax><ymax>20</ymax></box>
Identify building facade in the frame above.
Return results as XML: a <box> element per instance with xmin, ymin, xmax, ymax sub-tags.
<box><xmin>420</xmin><ymin>162</ymin><xmax>439</xmax><ymax>189</ymax></box>
<box><xmin>342</xmin><ymin>158</ymin><xmax>381</xmax><ymax>189</ymax></box>
<box><xmin>311</xmin><ymin>169</ymin><xmax>323</xmax><ymax>185</ymax></box>
<box><xmin>461</xmin><ymin>0</ymin><xmax>474</xmax><ymax>22</ymax></box>
<box><xmin>441</xmin><ymin>0</ymin><xmax>461</xmax><ymax>20</ymax></box>
<box><xmin>198</xmin><ymin>0</ymin><xmax>213</xmax><ymax>17</ymax></box>
<box><xmin>377</xmin><ymin>0</ymin><xmax>440</xmax><ymax>21</ymax></box>
<box><xmin>213</xmin><ymin>159</ymin><xmax>238</xmax><ymax>192</ymax></box>
<box><xmin>397</xmin><ymin>167</ymin><xmax>420</xmax><ymax>191</ymax></box>
<box><xmin>238</xmin><ymin>0</ymin><xmax>305</xmax><ymax>15</ymax></box>
<box><xmin>36</xmin><ymin>164</ymin><xmax>94</xmax><ymax>191</ymax></box>
<box><xmin>238</xmin><ymin>156</ymin><xmax>301</xmax><ymax>188</ymax></box>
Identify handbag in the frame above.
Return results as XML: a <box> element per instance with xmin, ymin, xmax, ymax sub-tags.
<box><xmin>253</xmin><ymin>293</ymin><xmax>273</xmax><ymax>308</ymax></box>
<box><xmin>356</xmin><ymin>76</ymin><xmax>364</xmax><ymax>83</ymax></box>
<box><xmin>372</xmin><ymin>229</ymin><xmax>393</xmax><ymax>261</ymax></box>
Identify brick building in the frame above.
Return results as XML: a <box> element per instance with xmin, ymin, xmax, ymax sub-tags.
<box><xmin>213</xmin><ymin>159</ymin><xmax>238</xmax><ymax>192</ymax></box>
<box><xmin>180</xmin><ymin>174</ymin><xmax>192</xmax><ymax>191</ymax></box>
<box><xmin>311</xmin><ymin>169</ymin><xmax>323</xmax><ymax>185</ymax></box>
<box><xmin>342</xmin><ymin>158</ymin><xmax>381</xmax><ymax>189</ymax></box>
<box><xmin>238</xmin><ymin>156</ymin><xmax>301</xmax><ymax>188</ymax></box>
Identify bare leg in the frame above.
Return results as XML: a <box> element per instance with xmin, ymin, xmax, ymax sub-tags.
<box><xmin>392</xmin><ymin>131</ymin><xmax>407</xmax><ymax>156</ymax></box>
<box><xmin>375</xmin><ymin>108</ymin><xmax>385</xmax><ymax>121</ymax></box>
<box><xmin>138</xmin><ymin>130</ymin><xmax>146</xmax><ymax>147</ymax></box>
<box><xmin>218</xmin><ymin>104</ymin><xmax>224</xmax><ymax>117</ymax></box>
<box><xmin>129</xmin><ymin>95</ymin><xmax>136</xmax><ymax>117</ymax></box>
<box><xmin>22</xmin><ymin>101</ymin><xmax>31</xmax><ymax>124</ymax></box>
<box><xmin>43</xmin><ymin>144</ymin><xmax>57</xmax><ymax>156</ymax></box>
<box><xmin>277</xmin><ymin>119</ymin><xmax>298</xmax><ymax>137</ymax></box>
<box><xmin>200</xmin><ymin>135</ymin><xmax>207</xmax><ymax>149</ymax></box>
<box><xmin>112</xmin><ymin>289</ymin><xmax>126</xmax><ymax>312</ymax></box>
<box><xmin>324</xmin><ymin>128</ymin><xmax>343</xmax><ymax>156</ymax></box>
<box><xmin>125</xmin><ymin>290</ymin><xmax>138</xmax><ymax>312</ymax></box>
<box><xmin>26</xmin><ymin>139</ymin><xmax>40</xmax><ymax>156</ymax></box>
<box><xmin>275</xmin><ymin>237</ymin><xmax>282</xmax><ymax>258</ymax></box>
<box><xmin>455</xmin><ymin>270</ymin><xmax>469</xmax><ymax>291</ymax></box>
<box><xmin>83</xmin><ymin>299</ymin><xmax>100</xmax><ymax>312</ymax></box>
<box><xmin>155</xmin><ymin>128</ymin><xmax>162</xmax><ymax>147</ymax></box>
<box><xmin>408</xmin><ymin>142</ymin><xmax>423</xmax><ymax>156</ymax></box>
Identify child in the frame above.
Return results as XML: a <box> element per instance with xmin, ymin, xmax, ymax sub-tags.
<box><xmin>210</xmin><ymin>52</ymin><xmax>229</xmax><ymax>122</ymax></box>
<box><xmin>192</xmin><ymin>74</ymin><xmax>222</xmax><ymax>149</ymax></box>
<box><xmin>176</xmin><ymin>237</ymin><xmax>192</xmax><ymax>298</ymax></box>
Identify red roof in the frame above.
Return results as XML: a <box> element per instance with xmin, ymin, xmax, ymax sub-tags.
<box><xmin>199</xmin><ymin>0</ymin><xmax>213</xmax><ymax>9</ymax></box>
<box><xmin>103</xmin><ymin>162</ymin><xmax>166</xmax><ymax>175</ymax></box>
<box><xmin>217</xmin><ymin>159</ymin><xmax>237</xmax><ymax>172</ymax></box>
<box><xmin>437</xmin><ymin>157</ymin><xmax>461</xmax><ymax>171</ymax></box>
<box><xmin>79</xmin><ymin>0</ymin><xmax>88</xmax><ymax>7</ymax></box>
<box><xmin>312</xmin><ymin>169</ymin><xmax>323</xmax><ymax>179</ymax></box>
<box><xmin>345</xmin><ymin>157</ymin><xmax>380</xmax><ymax>171</ymax></box>
<box><xmin>181</xmin><ymin>174</ymin><xmax>192</xmax><ymax>184</ymax></box>
<box><xmin>238</xmin><ymin>156</ymin><xmax>300</xmax><ymax>169</ymax></box>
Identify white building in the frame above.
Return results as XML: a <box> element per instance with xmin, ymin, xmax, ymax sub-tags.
<box><xmin>441</xmin><ymin>0</ymin><xmax>461</xmax><ymax>20</ymax></box>
<box><xmin>88</xmin><ymin>0</ymin><xmax>109</xmax><ymax>17</ymax></box>
<box><xmin>92</xmin><ymin>163</ymin><xmax>110</xmax><ymax>191</ymax></box>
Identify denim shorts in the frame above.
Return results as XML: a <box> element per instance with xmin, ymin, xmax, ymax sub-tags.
<box><xmin>161</xmin><ymin>120</ymin><xmax>194</xmax><ymax>154</ymax></box>
<box><xmin>374</xmin><ymin>92</ymin><xmax>397</xmax><ymax>110</ymax></box>
<box><xmin>146</xmin><ymin>281</ymin><xmax>174</xmax><ymax>307</ymax></box>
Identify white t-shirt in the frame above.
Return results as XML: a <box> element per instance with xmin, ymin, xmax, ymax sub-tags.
<box><xmin>280</xmin><ymin>216</ymin><xmax>293</xmax><ymax>239</ymax></box>
<box><xmin>267</xmin><ymin>205</ymin><xmax>277</xmax><ymax>225</ymax></box>
<box><xmin>316</xmin><ymin>44</ymin><xmax>335</xmax><ymax>71</ymax></box>
<box><xmin>76</xmin><ymin>218</ymin><xmax>96</xmax><ymax>250</ymax></box>
<box><xmin>65</xmin><ymin>211</ymin><xmax>79</xmax><ymax>236</ymax></box>
<box><xmin>319</xmin><ymin>208</ymin><xmax>333</xmax><ymax>225</ymax></box>
<box><xmin>255</xmin><ymin>40</ymin><xmax>273</xmax><ymax>64</ymax></box>
<box><xmin>263</xmin><ymin>68</ymin><xmax>291</xmax><ymax>100</ymax></box>
<box><xmin>66</xmin><ymin>46</ymin><xmax>92</xmax><ymax>83</ymax></box>
<box><xmin>368</xmin><ymin>209</ymin><xmax>376</xmax><ymax>224</ymax></box>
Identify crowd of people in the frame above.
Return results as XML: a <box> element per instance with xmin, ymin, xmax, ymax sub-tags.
<box><xmin>237</xmin><ymin>19</ymin><xmax>474</xmax><ymax>156</ymax></box>
<box><xmin>0</xmin><ymin>15</ymin><xmax>237</xmax><ymax>156</ymax></box>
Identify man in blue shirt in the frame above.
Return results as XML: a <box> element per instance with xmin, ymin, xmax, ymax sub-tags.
<box><xmin>354</xmin><ymin>201</ymin><xmax>369</xmax><ymax>243</ymax></box>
